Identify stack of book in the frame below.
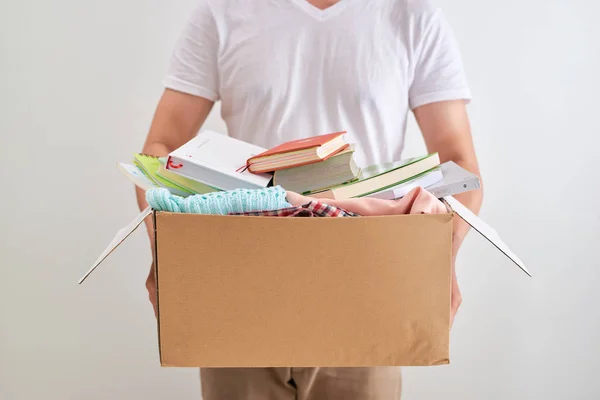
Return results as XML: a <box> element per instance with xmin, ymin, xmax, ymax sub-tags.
<box><xmin>246</xmin><ymin>131</ymin><xmax>361</xmax><ymax>194</ymax></box>
<box><xmin>120</xmin><ymin>130</ymin><xmax>480</xmax><ymax>201</ymax></box>
<box><xmin>118</xmin><ymin>153</ymin><xmax>217</xmax><ymax>196</ymax></box>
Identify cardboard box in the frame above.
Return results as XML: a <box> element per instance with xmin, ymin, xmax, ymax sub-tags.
<box><xmin>81</xmin><ymin>196</ymin><xmax>529</xmax><ymax>367</ymax></box>
<box><xmin>154</xmin><ymin>211</ymin><xmax>453</xmax><ymax>367</ymax></box>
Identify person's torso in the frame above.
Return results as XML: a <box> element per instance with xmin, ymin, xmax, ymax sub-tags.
<box><xmin>210</xmin><ymin>0</ymin><xmax>418</xmax><ymax>166</ymax></box>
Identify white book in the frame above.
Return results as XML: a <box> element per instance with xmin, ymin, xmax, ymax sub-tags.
<box><xmin>166</xmin><ymin>130</ymin><xmax>272</xmax><ymax>190</ymax></box>
<box><xmin>427</xmin><ymin>161</ymin><xmax>481</xmax><ymax>198</ymax></box>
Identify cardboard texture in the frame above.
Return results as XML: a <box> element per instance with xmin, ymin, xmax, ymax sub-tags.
<box><xmin>154</xmin><ymin>211</ymin><xmax>454</xmax><ymax>367</ymax></box>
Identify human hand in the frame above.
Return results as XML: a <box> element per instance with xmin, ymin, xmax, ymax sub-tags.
<box><xmin>450</xmin><ymin>259</ymin><xmax>462</xmax><ymax>327</ymax></box>
<box><xmin>146</xmin><ymin>263</ymin><xmax>158</xmax><ymax>318</ymax></box>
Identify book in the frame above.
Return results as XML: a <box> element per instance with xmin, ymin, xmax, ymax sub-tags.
<box><xmin>272</xmin><ymin>145</ymin><xmax>360</xmax><ymax>193</ymax></box>
<box><xmin>156</xmin><ymin>157</ymin><xmax>218</xmax><ymax>194</ymax></box>
<box><xmin>117</xmin><ymin>163</ymin><xmax>162</xmax><ymax>191</ymax></box>
<box><xmin>132</xmin><ymin>153</ymin><xmax>164</xmax><ymax>187</ymax></box>
<box><xmin>131</xmin><ymin>154</ymin><xmax>194</xmax><ymax>197</ymax></box>
<box><xmin>365</xmin><ymin>167</ymin><xmax>443</xmax><ymax>200</ymax></box>
<box><xmin>118</xmin><ymin>161</ymin><xmax>191</xmax><ymax>197</ymax></box>
<box><xmin>367</xmin><ymin>161</ymin><xmax>480</xmax><ymax>200</ymax></box>
<box><xmin>426</xmin><ymin>161</ymin><xmax>481</xmax><ymax>198</ymax></box>
<box><xmin>308</xmin><ymin>153</ymin><xmax>441</xmax><ymax>200</ymax></box>
<box><xmin>246</xmin><ymin>131</ymin><xmax>348</xmax><ymax>173</ymax></box>
<box><xmin>166</xmin><ymin>130</ymin><xmax>272</xmax><ymax>190</ymax></box>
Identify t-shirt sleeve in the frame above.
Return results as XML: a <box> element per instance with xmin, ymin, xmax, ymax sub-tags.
<box><xmin>408</xmin><ymin>5</ymin><xmax>471</xmax><ymax>110</ymax></box>
<box><xmin>163</xmin><ymin>1</ymin><xmax>220</xmax><ymax>101</ymax></box>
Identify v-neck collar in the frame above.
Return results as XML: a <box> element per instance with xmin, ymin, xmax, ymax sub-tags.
<box><xmin>289</xmin><ymin>0</ymin><xmax>354</xmax><ymax>21</ymax></box>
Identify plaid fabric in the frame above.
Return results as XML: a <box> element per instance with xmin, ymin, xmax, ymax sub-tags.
<box><xmin>229</xmin><ymin>201</ymin><xmax>360</xmax><ymax>218</ymax></box>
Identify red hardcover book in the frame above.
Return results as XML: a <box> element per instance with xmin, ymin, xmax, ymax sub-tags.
<box><xmin>247</xmin><ymin>131</ymin><xmax>348</xmax><ymax>173</ymax></box>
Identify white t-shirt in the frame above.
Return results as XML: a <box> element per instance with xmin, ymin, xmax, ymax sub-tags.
<box><xmin>164</xmin><ymin>0</ymin><xmax>471</xmax><ymax>166</ymax></box>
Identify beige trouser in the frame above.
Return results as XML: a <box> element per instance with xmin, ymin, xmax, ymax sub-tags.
<box><xmin>200</xmin><ymin>367</ymin><xmax>402</xmax><ymax>400</ymax></box>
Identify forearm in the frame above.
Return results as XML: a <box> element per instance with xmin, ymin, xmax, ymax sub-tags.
<box><xmin>414</xmin><ymin>100</ymin><xmax>479</xmax><ymax>323</ymax></box>
<box><xmin>136</xmin><ymin>89</ymin><xmax>214</xmax><ymax>240</ymax></box>
<box><xmin>136</xmin><ymin>141</ymin><xmax>172</xmax><ymax>241</ymax></box>
<box><xmin>137</xmin><ymin>139</ymin><xmax>178</xmax><ymax>317</ymax></box>
<box><xmin>448</xmin><ymin>157</ymin><xmax>483</xmax><ymax>259</ymax></box>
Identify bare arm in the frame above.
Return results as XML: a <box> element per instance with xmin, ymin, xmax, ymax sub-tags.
<box><xmin>414</xmin><ymin>99</ymin><xmax>484</xmax><ymax>325</ymax></box>
<box><xmin>137</xmin><ymin>88</ymin><xmax>214</xmax><ymax>315</ymax></box>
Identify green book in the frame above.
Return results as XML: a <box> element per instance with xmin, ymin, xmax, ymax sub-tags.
<box><xmin>274</xmin><ymin>145</ymin><xmax>360</xmax><ymax>193</ymax></box>
<box><xmin>133</xmin><ymin>153</ymin><xmax>195</xmax><ymax>196</ymax></box>
<box><xmin>156</xmin><ymin>157</ymin><xmax>218</xmax><ymax>195</ymax></box>
<box><xmin>307</xmin><ymin>153</ymin><xmax>440</xmax><ymax>200</ymax></box>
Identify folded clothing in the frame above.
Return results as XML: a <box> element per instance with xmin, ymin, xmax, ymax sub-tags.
<box><xmin>146</xmin><ymin>186</ymin><xmax>291</xmax><ymax>215</ymax></box>
<box><xmin>230</xmin><ymin>201</ymin><xmax>360</xmax><ymax>218</ymax></box>
<box><xmin>286</xmin><ymin>186</ymin><xmax>448</xmax><ymax>216</ymax></box>
<box><xmin>145</xmin><ymin>185</ymin><xmax>447</xmax><ymax>217</ymax></box>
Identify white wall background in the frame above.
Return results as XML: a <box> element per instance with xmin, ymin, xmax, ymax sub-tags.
<box><xmin>1</xmin><ymin>0</ymin><xmax>599</xmax><ymax>399</ymax></box>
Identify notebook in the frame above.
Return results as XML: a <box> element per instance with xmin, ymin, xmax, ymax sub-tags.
<box><xmin>166</xmin><ymin>131</ymin><xmax>272</xmax><ymax>190</ymax></box>
<box><xmin>246</xmin><ymin>131</ymin><xmax>348</xmax><ymax>173</ymax></box>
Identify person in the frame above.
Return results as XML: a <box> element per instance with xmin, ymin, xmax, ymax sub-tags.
<box><xmin>136</xmin><ymin>0</ymin><xmax>483</xmax><ymax>398</ymax></box>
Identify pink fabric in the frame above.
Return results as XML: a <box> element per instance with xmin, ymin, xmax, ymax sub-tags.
<box><xmin>286</xmin><ymin>187</ymin><xmax>448</xmax><ymax>216</ymax></box>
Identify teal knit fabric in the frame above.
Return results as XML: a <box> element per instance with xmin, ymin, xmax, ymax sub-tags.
<box><xmin>146</xmin><ymin>186</ymin><xmax>291</xmax><ymax>215</ymax></box>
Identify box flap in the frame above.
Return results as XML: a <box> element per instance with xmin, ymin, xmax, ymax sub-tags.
<box><xmin>78</xmin><ymin>207</ymin><xmax>152</xmax><ymax>284</ymax></box>
<box><xmin>442</xmin><ymin>196</ymin><xmax>531</xmax><ymax>277</ymax></box>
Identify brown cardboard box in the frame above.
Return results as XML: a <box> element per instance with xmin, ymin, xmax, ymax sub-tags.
<box><xmin>81</xmin><ymin>196</ymin><xmax>529</xmax><ymax>367</ymax></box>
<box><xmin>153</xmin><ymin>211</ymin><xmax>453</xmax><ymax>367</ymax></box>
